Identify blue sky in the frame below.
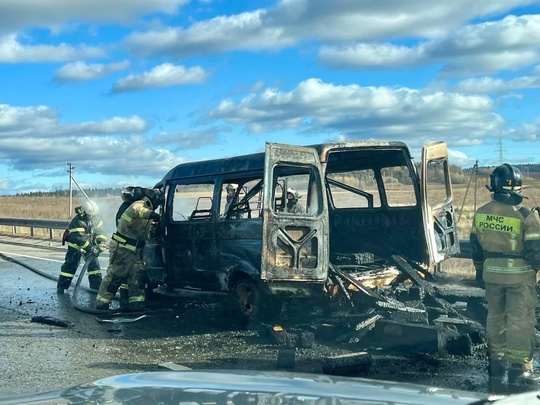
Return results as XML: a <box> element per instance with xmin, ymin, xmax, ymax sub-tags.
<box><xmin>1</xmin><ymin>0</ymin><xmax>540</xmax><ymax>196</ymax></box>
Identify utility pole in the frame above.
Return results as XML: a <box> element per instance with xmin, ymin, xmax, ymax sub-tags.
<box><xmin>458</xmin><ymin>160</ymin><xmax>478</xmax><ymax>223</ymax></box>
<box><xmin>497</xmin><ymin>138</ymin><xmax>504</xmax><ymax>164</ymax></box>
<box><xmin>473</xmin><ymin>160</ymin><xmax>478</xmax><ymax>212</ymax></box>
<box><xmin>67</xmin><ymin>163</ymin><xmax>74</xmax><ymax>217</ymax></box>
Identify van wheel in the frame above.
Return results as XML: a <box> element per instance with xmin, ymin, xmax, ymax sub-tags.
<box><xmin>232</xmin><ymin>279</ymin><xmax>281</xmax><ymax>322</ymax></box>
<box><xmin>233</xmin><ymin>279</ymin><xmax>261</xmax><ymax>321</ymax></box>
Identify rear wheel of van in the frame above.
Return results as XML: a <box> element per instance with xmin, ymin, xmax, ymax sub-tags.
<box><xmin>232</xmin><ymin>279</ymin><xmax>281</xmax><ymax>323</ymax></box>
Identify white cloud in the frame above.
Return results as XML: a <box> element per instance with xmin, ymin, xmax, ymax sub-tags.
<box><xmin>272</xmin><ymin>0</ymin><xmax>537</xmax><ymax>41</ymax></box>
<box><xmin>318</xmin><ymin>15</ymin><xmax>540</xmax><ymax>77</ymax></box>
<box><xmin>0</xmin><ymin>177</ymin><xmax>13</xmax><ymax>191</ymax></box>
<box><xmin>124</xmin><ymin>0</ymin><xmax>537</xmax><ymax>58</ymax></box>
<box><xmin>448</xmin><ymin>149</ymin><xmax>475</xmax><ymax>167</ymax></box>
<box><xmin>0</xmin><ymin>0</ymin><xmax>188</xmax><ymax>33</ymax></box>
<box><xmin>456</xmin><ymin>70</ymin><xmax>540</xmax><ymax>93</ymax></box>
<box><xmin>55</xmin><ymin>60</ymin><xmax>130</xmax><ymax>82</ymax></box>
<box><xmin>0</xmin><ymin>104</ymin><xmax>148</xmax><ymax>137</ymax></box>
<box><xmin>319</xmin><ymin>43</ymin><xmax>426</xmax><ymax>69</ymax></box>
<box><xmin>505</xmin><ymin>122</ymin><xmax>540</xmax><ymax>141</ymax></box>
<box><xmin>125</xmin><ymin>10</ymin><xmax>295</xmax><ymax>58</ymax></box>
<box><xmin>112</xmin><ymin>63</ymin><xmax>209</xmax><ymax>92</ymax></box>
<box><xmin>0</xmin><ymin>33</ymin><xmax>105</xmax><ymax>63</ymax></box>
<box><xmin>0</xmin><ymin>134</ymin><xmax>180</xmax><ymax>177</ymax></box>
<box><xmin>79</xmin><ymin>116</ymin><xmax>148</xmax><ymax>133</ymax></box>
<box><xmin>209</xmin><ymin>78</ymin><xmax>505</xmax><ymax>144</ymax></box>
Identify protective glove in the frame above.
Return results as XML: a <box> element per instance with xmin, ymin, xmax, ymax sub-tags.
<box><xmin>94</xmin><ymin>234</ymin><xmax>107</xmax><ymax>245</ymax></box>
<box><xmin>150</xmin><ymin>212</ymin><xmax>160</xmax><ymax>222</ymax></box>
<box><xmin>90</xmin><ymin>245</ymin><xmax>101</xmax><ymax>257</ymax></box>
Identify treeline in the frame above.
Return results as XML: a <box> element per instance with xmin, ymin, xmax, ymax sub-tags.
<box><xmin>7</xmin><ymin>187</ymin><xmax>123</xmax><ymax>198</ymax></box>
<box><xmin>464</xmin><ymin>163</ymin><xmax>540</xmax><ymax>174</ymax></box>
<box><xmin>5</xmin><ymin>163</ymin><xmax>539</xmax><ymax>198</ymax></box>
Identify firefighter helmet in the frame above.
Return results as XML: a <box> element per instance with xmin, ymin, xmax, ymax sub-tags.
<box><xmin>143</xmin><ymin>188</ymin><xmax>164</xmax><ymax>209</ymax></box>
<box><xmin>286</xmin><ymin>187</ymin><xmax>299</xmax><ymax>201</ymax></box>
<box><xmin>121</xmin><ymin>186</ymin><xmax>144</xmax><ymax>202</ymax></box>
<box><xmin>81</xmin><ymin>200</ymin><xmax>99</xmax><ymax>217</ymax></box>
<box><xmin>488</xmin><ymin>163</ymin><xmax>523</xmax><ymax>194</ymax></box>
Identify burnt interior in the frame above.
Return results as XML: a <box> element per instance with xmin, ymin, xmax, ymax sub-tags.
<box><xmin>325</xmin><ymin>147</ymin><xmax>426</xmax><ymax>271</ymax></box>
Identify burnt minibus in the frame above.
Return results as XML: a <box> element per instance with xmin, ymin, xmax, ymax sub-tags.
<box><xmin>146</xmin><ymin>141</ymin><xmax>459</xmax><ymax>321</ymax></box>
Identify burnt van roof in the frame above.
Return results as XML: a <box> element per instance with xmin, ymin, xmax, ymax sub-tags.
<box><xmin>156</xmin><ymin>140</ymin><xmax>411</xmax><ymax>186</ymax></box>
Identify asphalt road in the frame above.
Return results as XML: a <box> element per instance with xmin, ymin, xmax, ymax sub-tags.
<box><xmin>0</xmin><ymin>235</ymin><xmax>534</xmax><ymax>399</ymax></box>
<box><xmin>0</xmin><ymin>235</ymin><xmax>342</xmax><ymax>397</ymax></box>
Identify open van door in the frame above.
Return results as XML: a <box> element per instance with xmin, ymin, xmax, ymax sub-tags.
<box><xmin>420</xmin><ymin>141</ymin><xmax>460</xmax><ymax>265</ymax></box>
<box><xmin>261</xmin><ymin>142</ymin><xmax>329</xmax><ymax>294</ymax></box>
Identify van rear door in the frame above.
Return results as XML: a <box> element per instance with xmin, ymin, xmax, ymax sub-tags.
<box><xmin>261</xmin><ymin>142</ymin><xmax>329</xmax><ymax>292</ymax></box>
<box><xmin>420</xmin><ymin>141</ymin><xmax>460</xmax><ymax>265</ymax></box>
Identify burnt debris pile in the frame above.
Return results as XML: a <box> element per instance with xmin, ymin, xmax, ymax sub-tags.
<box><xmin>271</xmin><ymin>253</ymin><xmax>487</xmax><ymax>360</ymax></box>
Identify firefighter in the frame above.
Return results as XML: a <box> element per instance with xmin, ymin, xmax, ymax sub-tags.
<box><xmin>224</xmin><ymin>184</ymin><xmax>236</xmax><ymax>213</ymax></box>
<box><xmin>95</xmin><ymin>187</ymin><xmax>163</xmax><ymax>311</ymax></box>
<box><xmin>286</xmin><ymin>187</ymin><xmax>305</xmax><ymax>213</ymax></box>
<box><xmin>57</xmin><ymin>200</ymin><xmax>107</xmax><ymax>293</ymax></box>
<box><xmin>114</xmin><ymin>186</ymin><xmax>144</xmax><ymax>308</ymax></box>
<box><xmin>470</xmin><ymin>163</ymin><xmax>540</xmax><ymax>391</ymax></box>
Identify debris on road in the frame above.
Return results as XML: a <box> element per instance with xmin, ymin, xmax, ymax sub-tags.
<box><xmin>30</xmin><ymin>315</ymin><xmax>73</xmax><ymax>328</ymax></box>
<box><xmin>322</xmin><ymin>351</ymin><xmax>372</xmax><ymax>375</ymax></box>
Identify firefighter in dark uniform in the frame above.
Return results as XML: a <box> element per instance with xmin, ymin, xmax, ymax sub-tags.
<box><xmin>95</xmin><ymin>188</ymin><xmax>163</xmax><ymax>311</ymax></box>
<box><xmin>57</xmin><ymin>200</ymin><xmax>107</xmax><ymax>293</ymax></box>
<box><xmin>470</xmin><ymin>163</ymin><xmax>540</xmax><ymax>391</ymax></box>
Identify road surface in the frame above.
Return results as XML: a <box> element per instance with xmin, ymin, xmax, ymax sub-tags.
<box><xmin>0</xmin><ymin>234</ymin><xmax>529</xmax><ymax>398</ymax></box>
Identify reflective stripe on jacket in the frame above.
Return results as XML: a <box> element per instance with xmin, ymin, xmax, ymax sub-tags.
<box><xmin>66</xmin><ymin>206</ymin><xmax>107</xmax><ymax>253</ymax></box>
<box><xmin>115</xmin><ymin>199</ymin><xmax>155</xmax><ymax>251</ymax></box>
<box><xmin>471</xmin><ymin>197</ymin><xmax>540</xmax><ymax>284</ymax></box>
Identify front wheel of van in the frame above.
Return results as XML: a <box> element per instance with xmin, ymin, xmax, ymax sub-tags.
<box><xmin>232</xmin><ymin>279</ymin><xmax>280</xmax><ymax>323</ymax></box>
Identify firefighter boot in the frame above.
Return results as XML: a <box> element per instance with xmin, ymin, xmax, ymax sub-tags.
<box><xmin>129</xmin><ymin>302</ymin><xmax>146</xmax><ymax>312</ymax></box>
<box><xmin>488</xmin><ymin>357</ymin><xmax>506</xmax><ymax>394</ymax></box>
<box><xmin>119</xmin><ymin>288</ymin><xmax>129</xmax><ymax>310</ymax></box>
<box><xmin>508</xmin><ymin>363</ymin><xmax>540</xmax><ymax>390</ymax></box>
<box><xmin>95</xmin><ymin>303</ymin><xmax>109</xmax><ymax>311</ymax></box>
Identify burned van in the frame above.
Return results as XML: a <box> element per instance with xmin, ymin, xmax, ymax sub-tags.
<box><xmin>146</xmin><ymin>141</ymin><xmax>460</xmax><ymax>321</ymax></box>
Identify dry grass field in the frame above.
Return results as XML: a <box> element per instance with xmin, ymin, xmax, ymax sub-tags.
<box><xmin>1</xmin><ymin>173</ymin><xmax>540</xmax><ymax>279</ymax></box>
<box><xmin>0</xmin><ymin>194</ymin><xmax>120</xmax><ymax>240</ymax></box>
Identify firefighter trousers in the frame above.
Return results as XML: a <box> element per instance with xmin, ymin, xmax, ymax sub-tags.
<box><xmin>95</xmin><ymin>241</ymin><xmax>147</xmax><ymax>310</ymax></box>
<box><xmin>58</xmin><ymin>246</ymin><xmax>102</xmax><ymax>290</ymax></box>
<box><xmin>485</xmin><ymin>279</ymin><xmax>538</xmax><ymax>370</ymax></box>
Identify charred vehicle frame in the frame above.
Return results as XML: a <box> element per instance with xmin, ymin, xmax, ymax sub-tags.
<box><xmin>143</xmin><ymin>141</ymin><xmax>468</xmax><ymax>327</ymax></box>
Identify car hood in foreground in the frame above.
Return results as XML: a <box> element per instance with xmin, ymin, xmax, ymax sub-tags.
<box><xmin>0</xmin><ymin>369</ymin><xmax>509</xmax><ymax>405</ymax></box>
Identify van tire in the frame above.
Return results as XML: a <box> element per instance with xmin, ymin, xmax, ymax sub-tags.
<box><xmin>232</xmin><ymin>279</ymin><xmax>281</xmax><ymax>322</ymax></box>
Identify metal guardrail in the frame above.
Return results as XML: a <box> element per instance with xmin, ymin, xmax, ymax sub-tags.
<box><xmin>0</xmin><ymin>217</ymin><xmax>69</xmax><ymax>239</ymax></box>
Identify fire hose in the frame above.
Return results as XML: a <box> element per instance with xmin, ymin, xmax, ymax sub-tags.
<box><xmin>0</xmin><ymin>249</ymin><xmax>113</xmax><ymax>315</ymax></box>
<box><xmin>0</xmin><ymin>249</ymin><xmax>172</xmax><ymax>322</ymax></box>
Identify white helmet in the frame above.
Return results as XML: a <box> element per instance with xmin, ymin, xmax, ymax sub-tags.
<box><xmin>82</xmin><ymin>200</ymin><xmax>99</xmax><ymax>217</ymax></box>
<box><xmin>286</xmin><ymin>187</ymin><xmax>299</xmax><ymax>201</ymax></box>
